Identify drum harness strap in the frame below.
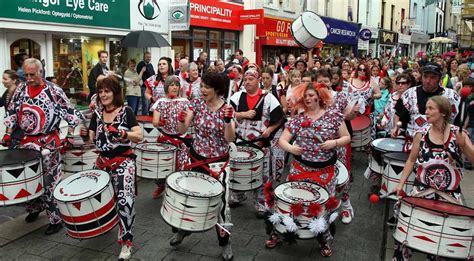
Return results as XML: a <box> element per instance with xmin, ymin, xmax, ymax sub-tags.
<box><xmin>21</xmin><ymin>130</ymin><xmax>60</xmax><ymax>149</ymax></box>
<box><xmin>289</xmin><ymin>154</ymin><xmax>337</xmax><ymax>186</ymax></box>
<box><xmin>412</xmin><ymin>185</ymin><xmax>460</xmax><ymax>205</ymax></box>
<box><xmin>184</xmin><ymin>147</ymin><xmax>230</xmax><ymax>180</ymax></box>
<box><xmin>96</xmin><ymin>149</ymin><xmax>136</xmax><ymax>172</ymax></box>
<box><xmin>156</xmin><ymin>130</ymin><xmax>192</xmax><ymax>148</ymax></box>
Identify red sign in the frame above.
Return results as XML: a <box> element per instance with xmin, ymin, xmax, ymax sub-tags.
<box><xmin>256</xmin><ymin>16</ymin><xmax>298</xmax><ymax>47</ymax></box>
<box><xmin>190</xmin><ymin>0</ymin><xmax>244</xmax><ymax>31</ymax></box>
<box><xmin>239</xmin><ymin>9</ymin><xmax>264</xmax><ymax>25</ymax></box>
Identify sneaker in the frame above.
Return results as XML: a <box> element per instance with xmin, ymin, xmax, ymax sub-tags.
<box><xmin>25</xmin><ymin>212</ymin><xmax>40</xmax><ymax>223</ymax></box>
<box><xmin>341</xmin><ymin>210</ymin><xmax>353</xmax><ymax>224</ymax></box>
<box><xmin>386</xmin><ymin>217</ymin><xmax>397</xmax><ymax>227</ymax></box>
<box><xmin>152</xmin><ymin>186</ymin><xmax>165</xmax><ymax>199</ymax></box>
<box><xmin>170</xmin><ymin>231</ymin><xmax>191</xmax><ymax>246</ymax></box>
<box><xmin>221</xmin><ymin>243</ymin><xmax>233</xmax><ymax>260</ymax></box>
<box><xmin>228</xmin><ymin>194</ymin><xmax>247</xmax><ymax>208</ymax></box>
<box><xmin>264</xmin><ymin>234</ymin><xmax>279</xmax><ymax>249</ymax></box>
<box><xmin>44</xmin><ymin>223</ymin><xmax>63</xmax><ymax>235</ymax></box>
<box><xmin>118</xmin><ymin>244</ymin><xmax>132</xmax><ymax>260</ymax></box>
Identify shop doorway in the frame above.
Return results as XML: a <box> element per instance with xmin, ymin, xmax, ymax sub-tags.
<box><xmin>9</xmin><ymin>38</ymin><xmax>41</xmax><ymax>71</ymax></box>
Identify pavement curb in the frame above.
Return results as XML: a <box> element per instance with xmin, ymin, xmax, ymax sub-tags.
<box><xmin>0</xmin><ymin>212</ymin><xmax>49</xmax><ymax>247</ymax></box>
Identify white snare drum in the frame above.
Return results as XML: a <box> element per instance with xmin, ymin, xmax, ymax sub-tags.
<box><xmin>229</xmin><ymin>146</ymin><xmax>264</xmax><ymax>191</ymax></box>
<box><xmin>350</xmin><ymin>115</ymin><xmax>371</xmax><ymax>148</ymax></box>
<box><xmin>53</xmin><ymin>170</ymin><xmax>118</xmax><ymax>239</ymax></box>
<box><xmin>0</xmin><ymin>149</ymin><xmax>43</xmax><ymax>206</ymax></box>
<box><xmin>135</xmin><ymin>143</ymin><xmax>177</xmax><ymax>179</ymax></box>
<box><xmin>381</xmin><ymin>153</ymin><xmax>415</xmax><ymax>200</ymax></box>
<box><xmin>291</xmin><ymin>11</ymin><xmax>328</xmax><ymax>50</ymax></box>
<box><xmin>137</xmin><ymin>115</ymin><xmax>160</xmax><ymax>143</ymax></box>
<box><xmin>335</xmin><ymin>160</ymin><xmax>349</xmax><ymax>192</ymax></box>
<box><xmin>274</xmin><ymin>182</ymin><xmax>329</xmax><ymax>239</ymax></box>
<box><xmin>62</xmin><ymin>145</ymin><xmax>99</xmax><ymax>174</ymax></box>
<box><xmin>369</xmin><ymin>138</ymin><xmax>404</xmax><ymax>174</ymax></box>
<box><xmin>161</xmin><ymin>171</ymin><xmax>224</xmax><ymax>232</ymax></box>
<box><xmin>394</xmin><ymin>197</ymin><xmax>474</xmax><ymax>259</ymax></box>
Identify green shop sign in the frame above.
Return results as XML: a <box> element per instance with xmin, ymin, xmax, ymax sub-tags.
<box><xmin>0</xmin><ymin>0</ymin><xmax>130</xmax><ymax>29</ymax></box>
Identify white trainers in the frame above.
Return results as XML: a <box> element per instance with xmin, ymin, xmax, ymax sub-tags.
<box><xmin>222</xmin><ymin>243</ymin><xmax>233</xmax><ymax>260</ymax></box>
<box><xmin>341</xmin><ymin>210</ymin><xmax>353</xmax><ymax>224</ymax></box>
<box><xmin>118</xmin><ymin>244</ymin><xmax>132</xmax><ymax>260</ymax></box>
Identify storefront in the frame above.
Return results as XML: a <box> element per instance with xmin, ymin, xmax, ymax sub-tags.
<box><xmin>172</xmin><ymin>0</ymin><xmax>243</xmax><ymax>64</ymax></box>
<box><xmin>410</xmin><ymin>32</ymin><xmax>430</xmax><ymax>57</ymax></box>
<box><xmin>358</xmin><ymin>26</ymin><xmax>379</xmax><ymax>58</ymax></box>
<box><xmin>379</xmin><ymin>30</ymin><xmax>399</xmax><ymax>58</ymax></box>
<box><xmin>319</xmin><ymin>16</ymin><xmax>360</xmax><ymax>59</ymax></box>
<box><xmin>0</xmin><ymin>0</ymin><xmax>171</xmax><ymax>106</ymax></box>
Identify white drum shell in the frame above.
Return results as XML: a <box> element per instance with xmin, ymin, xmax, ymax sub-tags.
<box><xmin>381</xmin><ymin>154</ymin><xmax>415</xmax><ymax>200</ymax></box>
<box><xmin>291</xmin><ymin>12</ymin><xmax>327</xmax><ymax>49</ymax></box>
<box><xmin>135</xmin><ymin>143</ymin><xmax>177</xmax><ymax>179</ymax></box>
<box><xmin>139</xmin><ymin>121</ymin><xmax>160</xmax><ymax>143</ymax></box>
<box><xmin>351</xmin><ymin>126</ymin><xmax>371</xmax><ymax>148</ymax></box>
<box><xmin>62</xmin><ymin>146</ymin><xmax>99</xmax><ymax>174</ymax></box>
<box><xmin>394</xmin><ymin>200</ymin><xmax>474</xmax><ymax>259</ymax></box>
<box><xmin>0</xmin><ymin>156</ymin><xmax>43</xmax><ymax>206</ymax></box>
<box><xmin>369</xmin><ymin>138</ymin><xmax>404</xmax><ymax>174</ymax></box>
<box><xmin>335</xmin><ymin>160</ymin><xmax>349</xmax><ymax>190</ymax></box>
<box><xmin>229</xmin><ymin>147</ymin><xmax>264</xmax><ymax>191</ymax></box>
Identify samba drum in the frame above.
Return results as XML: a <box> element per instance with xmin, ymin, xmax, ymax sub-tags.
<box><xmin>380</xmin><ymin>153</ymin><xmax>415</xmax><ymax>200</ymax></box>
<box><xmin>369</xmin><ymin>138</ymin><xmax>404</xmax><ymax>175</ymax></box>
<box><xmin>274</xmin><ymin>181</ymin><xmax>329</xmax><ymax>239</ymax></box>
<box><xmin>136</xmin><ymin>115</ymin><xmax>159</xmax><ymax>143</ymax></box>
<box><xmin>350</xmin><ymin>115</ymin><xmax>371</xmax><ymax>148</ymax></box>
<box><xmin>161</xmin><ymin>171</ymin><xmax>224</xmax><ymax>232</ymax></box>
<box><xmin>335</xmin><ymin>160</ymin><xmax>349</xmax><ymax>193</ymax></box>
<box><xmin>229</xmin><ymin>146</ymin><xmax>264</xmax><ymax>191</ymax></box>
<box><xmin>62</xmin><ymin>145</ymin><xmax>99</xmax><ymax>174</ymax></box>
<box><xmin>291</xmin><ymin>11</ymin><xmax>328</xmax><ymax>50</ymax></box>
<box><xmin>135</xmin><ymin>143</ymin><xmax>177</xmax><ymax>179</ymax></box>
<box><xmin>0</xmin><ymin>149</ymin><xmax>43</xmax><ymax>206</ymax></box>
<box><xmin>394</xmin><ymin>197</ymin><xmax>474</xmax><ymax>259</ymax></box>
<box><xmin>53</xmin><ymin>170</ymin><xmax>118</xmax><ymax>239</ymax></box>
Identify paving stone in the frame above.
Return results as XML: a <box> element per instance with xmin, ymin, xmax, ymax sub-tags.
<box><xmin>132</xmin><ymin>245</ymin><xmax>170</xmax><ymax>260</ymax></box>
<box><xmin>162</xmin><ymin>250</ymin><xmax>202</xmax><ymax>261</ymax></box>
<box><xmin>39</xmin><ymin>243</ymin><xmax>82</xmax><ymax>260</ymax></box>
<box><xmin>69</xmin><ymin>249</ymin><xmax>113</xmax><ymax>260</ymax></box>
<box><xmin>15</xmin><ymin>254</ymin><xmax>49</xmax><ymax>261</ymax></box>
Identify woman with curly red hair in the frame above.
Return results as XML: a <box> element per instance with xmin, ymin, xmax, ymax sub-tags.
<box><xmin>264</xmin><ymin>83</ymin><xmax>351</xmax><ymax>256</ymax></box>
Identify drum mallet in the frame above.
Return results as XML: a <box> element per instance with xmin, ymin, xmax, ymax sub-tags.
<box><xmin>41</xmin><ymin>146</ymin><xmax>65</xmax><ymax>157</ymax></box>
<box><xmin>369</xmin><ymin>190</ymin><xmax>406</xmax><ymax>204</ymax></box>
<box><xmin>459</xmin><ymin>86</ymin><xmax>472</xmax><ymax>132</ymax></box>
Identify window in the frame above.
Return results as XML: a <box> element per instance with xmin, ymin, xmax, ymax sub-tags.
<box><xmin>413</xmin><ymin>3</ymin><xmax>417</xmax><ymax>18</ymax></box>
<box><xmin>381</xmin><ymin>2</ymin><xmax>385</xmax><ymax>28</ymax></box>
<box><xmin>325</xmin><ymin>0</ymin><xmax>330</xmax><ymax>16</ymax></box>
<box><xmin>391</xmin><ymin>5</ymin><xmax>395</xmax><ymax>31</ymax></box>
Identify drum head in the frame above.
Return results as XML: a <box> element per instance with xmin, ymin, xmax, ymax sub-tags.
<box><xmin>167</xmin><ymin>171</ymin><xmax>223</xmax><ymax>198</ymax></box>
<box><xmin>231</xmin><ymin>146</ymin><xmax>264</xmax><ymax>163</ymax></box>
<box><xmin>54</xmin><ymin>170</ymin><xmax>110</xmax><ymax>202</ymax></box>
<box><xmin>0</xmin><ymin>149</ymin><xmax>41</xmax><ymax>166</ymax></box>
<box><xmin>372</xmin><ymin>138</ymin><xmax>404</xmax><ymax>152</ymax></box>
<box><xmin>136</xmin><ymin>115</ymin><xmax>153</xmax><ymax>123</ymax></box>
<box><xmin>301</xmin><ymin>12</ymin><xmax>328</xmax><ymax>39</ymax></box>
<box><xmin>350</xmin><ymin>116</ymin><xmax>370</xmax><ymax>131</ymax></box>
<box><xmin>136</xmin><ymin>143</ymin><xmax>176</xmax><ymax>152</ymax></box>
<box><xmin>384</xmin><ymin>152</ymin><xmax>408</xmax><ymax>162</ymax></box>
<box><xmin>275</xmin><ymin>181</ymin><xmax>329</xmax><ymax>205</ymax></box>
<box><xmin>335</xmin><ymin>161</ymin><xmax>349</xmax><ymax>186</ymax></box>
<box><xmin>402</xmin><ymin>197</ymin><xmax>474</xmax><ymax>217</ymax></box>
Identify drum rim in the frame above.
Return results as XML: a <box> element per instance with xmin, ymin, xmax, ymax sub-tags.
<box><xmin>136</xmin><ymin>115</ymin><xmax>153</xmax><ymax>122</ymax></box>
<box><xmin>166</xmin><ymin>171</ymin><xmax>224</xmax><ymax>198</ymax></box>
<box><xmin>275</xmin><ymin>181</ymin><xmax>329</xmax><ymax>205</ymax></box>
<box><xmin>335</xmin><ymin>160</ymin><xmax>349</xmax><ymax>185</ymax></box>
<box><xmin>54</xmin><ymin>170</ymin><xmax>111</xmax><ymax>202</ymax></box>
<box><xmin>383</xmin><ymin>152</ymin><xmax>409</xmax><ymax>161</ymax></box>
<box><xmin>371</xmin><ymin>138</ymin><xmax>404</xmax><ymax>153</ymax></box>
<box><xmin>160</xmin><ymin>209</ymin><xmax>217</xmax><ymax>233</ymax></box>
<box><xmin>0</xmin><ymin>149</ymin><xmax>42</xmax><ymax>166</ymax></box>
<box><xmin>401</xmin><ymin>196</ymin><xmax>474</xmax><ymax>217</ymax></box>
<box><xmin>135</xmin><ymin>142</ymin><xmax>177</xmax><ymax>152</ymax></box>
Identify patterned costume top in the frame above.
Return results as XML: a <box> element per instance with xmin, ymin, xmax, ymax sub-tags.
<box><xmin>397</xmin><ymin>86</ymin><xmax>460</xmax><ymax>139</ymax></box>
<box><xmin>286</xmin><ymin>110</ymin><xmax>344</xmax><ymax>162</ymax></box>
<box><xmin>144</xmin><ymin>75</ymin><xmax>165</xmax><ymax>102</ymax></box>
<box><xmin>191</xmin><ymin>98</ymin><xmax>229</xmax><ymax>158</ymax></box>
<box><xmin>5</xmin><ymin>80</ymin><xmax>84</xmax><ymax>135</ymax></box>
<box><xmin>414</xmin><ymin>125</ymin><xmax>463</xmax><ymax>193</ymax></box>
<box><xmin>151</xmin><ymin>97</ymin><xmax>190</xmax><ymax>135</ymax></box>
<box><xmin>230</xmin><ymin>90</ymin><xmax>284</xmax><ymax>147</ymax></box>
<box><xmin>381</xmin><ymin>92</ymin><xmax>402</xmax><ymax>132</ymax></box>
<box><xmin>348</xmin><ymin>79</ymin><xmax>373</xmax><ymax>114</ymax></box>
<box><xmin>179</xmin><ymin>75</ymin><xmax>202</xmax><ymax>100</ymax></box>
<box><xmin>89</xmin><ymin>107</ymin><xmax>138</xmax><ymax>152</ymax></box>
<box><xmin>330</xmin><ymin>82</ymin><xmax>352</xmax><ymax>114</ymax></box>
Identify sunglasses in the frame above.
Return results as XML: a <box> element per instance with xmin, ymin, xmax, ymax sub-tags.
<box><xmin>358</xmin><ymin>68</ymin><xmax>366</xmax><ymax>71</ymax></box>
<box><xmin>396</xmin><ymin>81</ymin><xmax>408</xmax><ymax>85</ymax></box>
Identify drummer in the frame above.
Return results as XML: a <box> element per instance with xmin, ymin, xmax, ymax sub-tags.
<box><xmin>392</xmin><ymin>95</ymin><xmax>474</xmax><ymax>260</ymax></box>
<box><xmin>271</xmin><ymin>82</ymin><xmax>351</xmax><ymax>256</ymax></box>
<box><xmin>228</xmin><ymin>67</ymin><xmax>285</xmax><ymax>217</ymax></box>
<box><xmin>2</xmin><ymin>58</ymin><xmax>85</xmax><ymax>235</ymax></box>
<box><xmin>80</xmin><ymin>76</ymin><xmax>143</xmax><ymax>260</ymax></box>
<box><xmin>150</xmin><ymin>75</ymin><xmax>191</xmax><ymax>198</ymax></box>
<box><xmin>174</xmin><ymin>72</ymin><xmax>236</xmax><ymax>261</ymax></box>
<box><xmin>144</xmin><ymin>57</ymin><xmax>174</xmax><ymax>113</ymax></box>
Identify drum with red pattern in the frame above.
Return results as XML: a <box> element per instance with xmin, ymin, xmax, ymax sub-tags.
<box><xmin>380</xmin><ymin>153</ymin><xmax>415</xmax><ymax>200</ymax></box>
<box><xmin>136</xmin><ymin>115</ymin><xmax>159</xmax><ymax>143</ymax></box>
<box><xmin>350</xmin><ymin>115</ymin><xmax>371</xmax><ymax>148</ymax></box>
<box><xmin>229</xmin><ymin>146</ymin><xmax>264</xmax><ymax>191</ymax></box>
<box><xmin>394</xmin><ymin>197</ymin><xmax>474</xmax><ymax>259</ymax></box>
<box><xmin>53</xmin><ymin>170</ymin><xmax>118</xmax><ymax>239</ymax></box>
<box><xmin>0</xmin><ymin>149</ymin><xmax>43</xmax><ymax>206</ymax></box>
<box><xmin>135</xmin><ymin>143</ymin><xmax>177</xmax><ymax>179</ymax></box>
<box><xmin>62</xmin><ymin>145</ymin><xmax>99</xmax><ymax>174</ymax></box>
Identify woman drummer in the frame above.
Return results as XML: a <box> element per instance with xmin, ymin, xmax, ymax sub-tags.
<box><xmin>269</xmin><ymin>82</ymin><xmax>351</xmax><ymax>256</ymax></box>
<box><xmin>172</xmin><ymin>72</ymin><xmax>236</xmax><ymax>260</ymax></box>
<box><xmin>150</xmin><ymin>75</ymin><xmax>191</xmax><ymax>198</ymax></box>
<box><xmin>80</xmin><ymin>76</ymin><xmax>143</xmax><ymax>260</ymax></box>
<box><xmin>392</xmin><ymin>96</ymin><xmax>474</xmax><ymax>260</ymax></box>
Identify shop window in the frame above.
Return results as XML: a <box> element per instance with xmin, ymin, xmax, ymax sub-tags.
<box><xmin>10</xmin><ymin>39</ymin><xmax>41</xmax><ymax>70</ymax></box>
<box><xmin>224</xmin><ymin>42</ymin><xmax>235</xmax><ymax>62</ymax></box>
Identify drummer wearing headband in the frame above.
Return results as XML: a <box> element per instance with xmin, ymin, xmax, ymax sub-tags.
<box><xmin>3</xmin><ymin>58</ymin><xmax>84</xmax><ymax>235</ymax></box>
<box><xmin>228</xmin><ymin>67</ymin><xmax>285</xmax><ymax>217</ymax></box>
<box><xmin>392</xmin><ymin>96</ymin><xmax>474</xmax><ymax>261</ymax></box>
<box><xmin>150</xmin><ymin>75</ymin><xmax>191</xmax><ymax>198</ymax></box>
<box><xmin>80</xmin><ymin>76</ymin><xmax>143</xmax><ymax>260</ymax></box>
<box><xmin>275</xmin><ymin>83</ymin><xmax>351</xmax><ymax>256</ymax></box>
<box><xmin>175</xmin><ymin>72</ymin><xmax>236</xmax><ymax>260</ymax></box>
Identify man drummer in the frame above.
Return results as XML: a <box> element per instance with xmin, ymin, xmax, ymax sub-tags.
<box><xmin>391</xmin><ymin>63</ymin><xmax>460</xmax><ymax>152</ymax></box>
<box><xmin>228</xmin><ymin>67</ymin><xmax>285</xmax><ymax>217</ymax></box>
<box><xmin>2</xmin><ymin>58</ymin><xmax>84</xmax><ymax>235</ymax></box>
